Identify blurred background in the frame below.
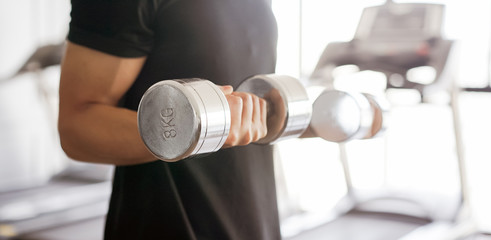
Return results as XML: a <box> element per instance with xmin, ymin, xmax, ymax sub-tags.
<box><xmin>1</xmin><ymin>0</ymin><xmax>491</xmax><ymax>239</ymax></box>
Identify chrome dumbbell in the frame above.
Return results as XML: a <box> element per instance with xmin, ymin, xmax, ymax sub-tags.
<box><xmin>137</xmin><ymin>74</ymin><xmax>312</xmax><ymax>161</ymax></box>
<box><xmin>308</xmin><ymin>88</ymin><xmax>389</xmax><ymax>142</ymax></box>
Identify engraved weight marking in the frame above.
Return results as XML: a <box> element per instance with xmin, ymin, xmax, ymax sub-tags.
<box><xmin>161</xmin><ymin>108</ymin><xmax>177</xmax><ymax>140</ymax></box>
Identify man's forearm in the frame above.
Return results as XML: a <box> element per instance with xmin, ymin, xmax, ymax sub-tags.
<box><xmin>59</xmin><ymin>103</ymin><xmax>156</xmax><ymax>165</ymax></box>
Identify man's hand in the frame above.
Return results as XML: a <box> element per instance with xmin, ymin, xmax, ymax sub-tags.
<box><xmin>218</xmin><ymin>86</ymin><xmax>268</xmax><ymax>148</ymax></box>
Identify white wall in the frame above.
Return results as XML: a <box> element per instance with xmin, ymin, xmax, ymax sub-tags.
<box><xmin>0</xmin><ymin>0</ymin><xmax>70</xmax><ymax>79</ymax></box>
<box><xmin>0</xmin><ymin>1</ymin><xmax>71</xmax><ymax>190</ymax></box>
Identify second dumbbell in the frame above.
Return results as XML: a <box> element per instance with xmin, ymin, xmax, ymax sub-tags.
<box><xmin>308</xmin><ymin>89</ymin><xmax>389</xmax><ymax>142</ymax></box>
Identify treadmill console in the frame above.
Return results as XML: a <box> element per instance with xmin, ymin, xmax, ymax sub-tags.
<box><xmin>355</xmin><ymin>3</ymin><xmax>444</xmax><ymax>41</ymax></box>
<box><xmin>311</xmin><ymin>2</ymin><xmax>452</xmax><ymax>92</ymax></box>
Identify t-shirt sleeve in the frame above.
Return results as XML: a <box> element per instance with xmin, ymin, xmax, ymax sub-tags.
<box><xmin>68</xmin><ymin>0</ymin><xmax>156</xmax><ymax>58</ymax></box>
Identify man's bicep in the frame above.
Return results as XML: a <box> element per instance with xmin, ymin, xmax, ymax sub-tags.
<box><xmin>59</xmin><ymin>41</ymin><xmax>146</xmax><ymax>110</ymax></box>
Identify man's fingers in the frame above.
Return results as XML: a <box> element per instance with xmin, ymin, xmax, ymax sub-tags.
<box><xmin>251</xmin><ymin>95</ymin><xmax>268</xmax><ymax>141</ymax></box>
<box><xmin>223</xmin><ymin>94</ymin><xmax>243</xmax><ymax>148</ymax></box>
<box><xmin>252</xmin><ymin>94</ymin><xmax>261</xmax><ymax>126</ymax></box>
<box><xmin>232</xmin><ymin>92</ymin><xmax>253</xmax><ymax>144</ymax></box>
<box><xmin>223</xmin><ymin>91</ymin><xmax>268</xmax><ymax>147</ymax></box>
<box><xmin>259</xmin><ymin>98</ymin><xmax>268</xmax><ymax>138</ymax></box>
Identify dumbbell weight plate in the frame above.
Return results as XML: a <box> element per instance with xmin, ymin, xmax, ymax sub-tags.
<box><xmin>236</xmin><ymin>74</ymin><xmax>312</xmax><ymax>144</ymax></box>
<box><xmin>311</xmin><ymin>90</ymin><xmax>373</xmax><ymax>142</ymax></box>
<box><xmin>137</xmin><ymin>79</ymin><xmax>230</xmax><ymax>161</ymax></box>
<box><xmin>363</xmin><ymin>93</ymin><xmax>390</xmax><ymax>138</ymax></box>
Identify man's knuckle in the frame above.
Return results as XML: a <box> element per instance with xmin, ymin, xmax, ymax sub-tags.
<box><xmin>227</xmin><ymin>132</ymin><xmax>238</xmax><ymax>145</ymax></box>
<box><xmin>237</xmin><ymin>131</ymin><xmax>250</xmax><ymax>145</ymax></box>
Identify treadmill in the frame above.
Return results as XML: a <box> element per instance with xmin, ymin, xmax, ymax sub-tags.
<box><xmin>286</xmin><ymin>1</ymin><xmax>474</xmax><ymax>239</ymax></box>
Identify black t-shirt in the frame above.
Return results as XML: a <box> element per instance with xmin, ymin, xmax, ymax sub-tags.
<box><xmin>68</xmin><ymin>0</ymin><xmax>280</xmax><ymax>239</ymax></box>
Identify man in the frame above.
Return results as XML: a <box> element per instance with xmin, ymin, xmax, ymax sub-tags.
<box><xmin>58</xmin><ymin>0</ymin><xmax>280</xmax><ymax>239</ymax></box>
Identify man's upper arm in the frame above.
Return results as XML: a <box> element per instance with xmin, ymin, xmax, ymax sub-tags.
<box><xmin>59</xmin><ymin>41</ymin><xmax>146</xmax><ymax>113</ymax></box>
<box><xmin>58</xmin><ymin>41</ymin><xmax>154</xmax><ymax>164</ymax></box>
